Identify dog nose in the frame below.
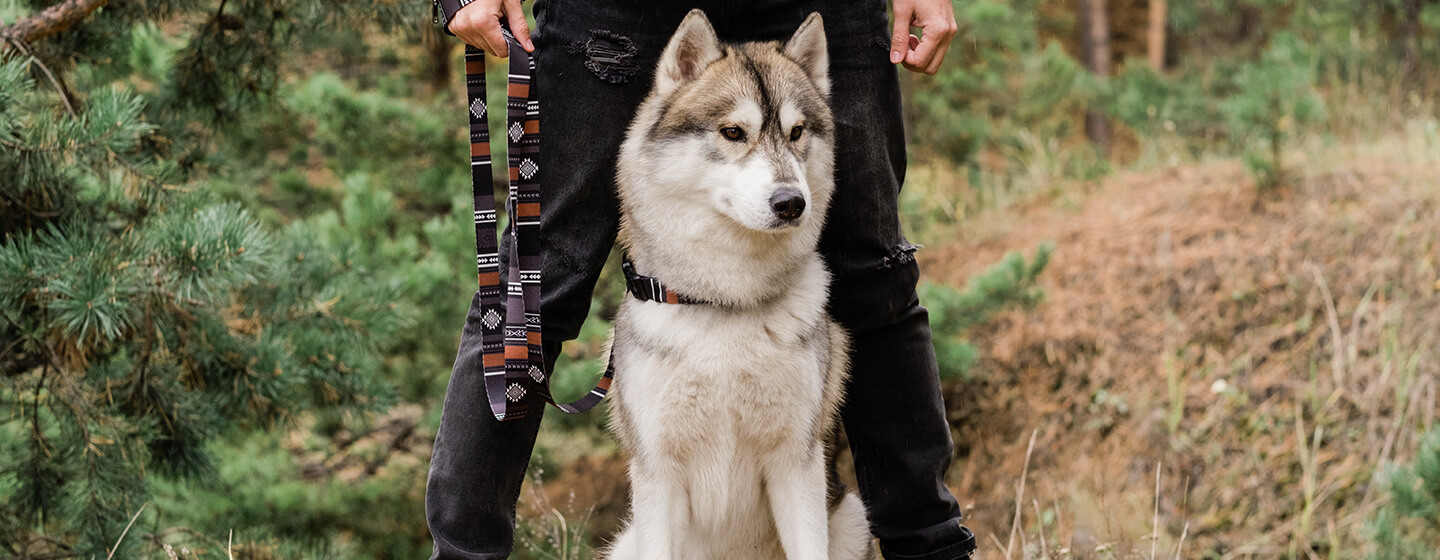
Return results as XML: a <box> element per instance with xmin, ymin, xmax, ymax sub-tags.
<box><xmin>770</xmin><ymin>189</ymin><xmax>806</xmax><ymax>221</ymax></box>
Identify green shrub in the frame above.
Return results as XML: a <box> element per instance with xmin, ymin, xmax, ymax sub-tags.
<box><xmin>923</xmin><ymin>243</ymin><xmax>1053</xmax><ymax>382</ymax></box>
<box><xmin>907</xmin><ymin>1</ymin><xmax>1101</xmax><ymax>183</ymax></box>
<box><xmin>1219</xmin><ymin>33</ymin><xmax>1327</xmax><ymax>191</ymax></box>
<box><xmin>1110</xmin><ymin>64</ymin><xmax>1228</xmax><ymax>162</ymax></box>
<box><xmin>1367</xmin><ymin>427</ymin><xmax>1440</xmax><ymax>559</ymax></box>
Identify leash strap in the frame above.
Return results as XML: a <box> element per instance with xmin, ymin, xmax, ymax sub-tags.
<box><xmin>468</xmin><ymin>31</ymin><xmax>612</xmax><ymax>421</ymax></box>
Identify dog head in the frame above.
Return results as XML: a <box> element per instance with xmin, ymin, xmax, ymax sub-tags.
<box><xmin>618</xmin><ymin>10</ymin><xmax>834</xmax><ymax>238</ymax></box>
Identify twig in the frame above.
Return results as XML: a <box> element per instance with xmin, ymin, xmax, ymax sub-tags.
<box><xmin>1376</xmin><ymin>385</ymin><xmax>1411</xmax><ymax>471</ymax></box>
<box><xmin>1172</xmin><ymin>522</ymin><xmax>1189</xmax><ymax>560</ymax></box>
<box><xmin>1032</xmin><ymin>498</ymin><xmax>1047</xmax><ymax>559</ymax></box>
<box><xmin>0</xmin><ymin>190</ymin><xmax>64</xmax><ymax>218</ymax></box>
<box><xmin>1293</xmin><ymin>402</ymin><xmax>1323</xmax><ymax>558</ymax></box>
<box><xmin>2</xmin><ymin>37</ymin><xmax>75</xmax><ymax>116</ymax></box>
<box><xmin>1309</xmin><ymin>264</ymin><xmax>1346</xmax><ymax>389</ymax></box>
<box><xmin>1346</xmin><ymin>282</ymin><xmax>1378</xmax><ymax>369</ymax></box>
<box><xmin>106</xmin><ymin>503</ymin><xmax>147</xmax><ymax>560</ymax></box>
<box><xmin>1005</xmin><ymin>428</ymin><xmax>1039</xmax><ymax>560</ymax></box>
<box><xmin>1151</xmin><ymin>461</ymin><xmax>1162</xmax><ymax>560</ymax></box>
<box><xmin>988</xmin><ymin>533</ymin><xmax>1009</xmax><ymax>559</ymax></box>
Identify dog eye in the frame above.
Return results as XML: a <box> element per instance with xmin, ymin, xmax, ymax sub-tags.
<box><xmin>789</xmin><ymin>125</ymin><xmax>804</xmax><ymax>142</ymax></box>
<box><xmin>720</xmin><ymin>126</ymin><xmax>747</xmax><ymax>142</ymax></box>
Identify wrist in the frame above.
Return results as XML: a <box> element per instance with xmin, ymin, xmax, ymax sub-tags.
<box><xmin>435</xmin><ymin>0</ymin><xmax>470</xmax><ymax>34</ymax></box>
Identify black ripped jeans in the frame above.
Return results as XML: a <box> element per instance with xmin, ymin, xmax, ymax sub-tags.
<box><xmin>424</xmin><ymin>1</ymin><xmax>976</xmax><ymax>558</ymax></box>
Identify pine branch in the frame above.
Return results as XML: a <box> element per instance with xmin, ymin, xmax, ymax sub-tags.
<box><xmin>0</xmin><ymin>58</ymin><xmax>169</xmax><ymax>201</ymax></box>
<box><xmin>1</xmin><ymin>39</ymin><xmax>76</xmax><ymax>115</ymax></box>
<box><xmin>0</xmin><ymin>191</ymin><xmax>64</xmax><ymax>218</ymax></box>
<box><xmin>1</xmin><ymin>117</ymin><xmax>132</xmax><ymax>153</ymax></box>
<box><xmin>0</xmin><ymin>0</ymin><xmax>111</xmax><ymax>46</ymax></box>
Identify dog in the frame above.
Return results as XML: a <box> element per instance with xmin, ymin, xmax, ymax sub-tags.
<box><xmin>602</xmin><ymin>10</ymin><xmax>873</xmax><ymax>560</ymax></box>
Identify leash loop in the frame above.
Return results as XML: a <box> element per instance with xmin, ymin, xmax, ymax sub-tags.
<box><xmin>468</xmin><ymin>30</ymin><xmax>612</xmax><ymax>421</ymax></box>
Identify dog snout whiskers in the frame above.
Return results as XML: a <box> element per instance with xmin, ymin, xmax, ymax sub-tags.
<box><xmin>770</xmin><ymin>188</ymin><xmax>806</xmax><ymax>221</ymax></box>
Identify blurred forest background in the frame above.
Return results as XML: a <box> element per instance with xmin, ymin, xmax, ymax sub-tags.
<box><xmin>3</xmin><ymin>0</ymin><xmax>1440</xmax><ymax>558</ymax></box>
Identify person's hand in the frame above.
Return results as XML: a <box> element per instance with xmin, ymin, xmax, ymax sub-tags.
<box><xmin>889</xmin><ymin>0</ymin><xmax>957</xmax><ymax>74</ymax></box>
<box><xmin>448</xmin><ymin>0</ymin><xmax>533</xmax><ymax>57</ymax></box>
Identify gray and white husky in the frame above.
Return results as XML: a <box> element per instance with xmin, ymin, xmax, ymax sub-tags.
<box><xmin>603</xmin><ymin>10</ymin><xmax>873</xmax><ymax>560</ymax></box>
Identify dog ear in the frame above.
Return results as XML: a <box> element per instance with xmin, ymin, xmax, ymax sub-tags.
<box><xmin>657</xmin><ymin>10</ymin><xmax>724</xmax><ymax>96</ymax></box>
<box><xmin>782</xmin><ymin>12</ymin><xmax>829</xmax><ymax>96</ymax></box>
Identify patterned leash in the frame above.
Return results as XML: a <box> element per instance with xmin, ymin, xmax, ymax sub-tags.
<box><xmin>468</xmin><ymin>30</ymin><xmax>614</xmax><ymax>422</ymax></box>
<box><xmin>468</xmin><ymin>30</ymin><xmax>706</xmax><ymax>421</ymax></box>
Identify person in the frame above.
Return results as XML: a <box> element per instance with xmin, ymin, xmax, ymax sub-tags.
<box><xmin>424</xmin><ymin>1</ymin><xmax>975</xmax><ymax>558</ymax></box>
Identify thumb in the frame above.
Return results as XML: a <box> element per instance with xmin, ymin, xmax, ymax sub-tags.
<box><xmin>890</xmin><ymin>1</ymin><xmax>915</xmax><ymax>64</ymax></box>
<box><xmin>504</xmin><ymin>0</ymin><xmax>533</xmax><ymax>52</ymax></box>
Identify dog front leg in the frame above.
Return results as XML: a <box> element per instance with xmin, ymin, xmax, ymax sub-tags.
<box><xmin>765</xmin><ymin>448</ymin><xmax>829</xmax><ymax>560</ymax></box>
<box><xmin>627</xmin><ymin>462</ymin><xmax>689</xmax><ymax>560</ymax></box>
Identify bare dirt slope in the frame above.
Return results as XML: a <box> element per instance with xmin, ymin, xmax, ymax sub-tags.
<box><xmin>923</xmin><ymin>139</ymin><xmax>1440</xmax><ymax>557</ymax></box>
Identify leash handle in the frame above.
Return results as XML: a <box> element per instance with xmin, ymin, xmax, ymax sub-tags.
<box><xmin>468</xmin><ymin>31</ymin><xmax>612</xmax><ymax>421</ymax></box>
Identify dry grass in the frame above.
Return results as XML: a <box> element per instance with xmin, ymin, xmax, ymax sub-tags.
<box><xmin>923</xmin><ymin>123</ymin><xmax>1440</xmax><ymax>558</ymax></box>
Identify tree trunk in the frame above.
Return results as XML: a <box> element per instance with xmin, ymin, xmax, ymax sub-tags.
<box><xmin>422</xmin><ymin>24</ymin><xmax>454</xmax><ymax>95</ymax></box>
<box><xmin>1235</xmin><ymin>5</ymin><xmax>1261</xmax><ymax>44</ymax></box>
<box><xmin>1148</xmin><ymin>0</ymin><xmax>1166</xmax><ymax>72</ymax></box>
<box><xmin>1082</xmin><ymin>0</ymin><xmax>1111</xmax><ymax>154</ymax></box>
<box><xmin>1402</xmin><ymin>0</ymin><xmax>1421</xmax><ymax>86</ymax></box>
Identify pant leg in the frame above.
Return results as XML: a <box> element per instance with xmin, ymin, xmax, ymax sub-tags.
<box><xmin>715</xmin><ymin>2</ymin><xmax>977</xmax><ymax>558</ymax></box>
<box><xmin>534</xmin><ymin>0</ymin><xmax>707</xmax><ymax>344</ymax></box>
<box><xmin>845</xmin><ymin>307</ymin><xmax>977</xmax><ymax>559</ymax></box>
<box><xmin>814</xmin><ymin>7</ymin><xmax>977</xmax><ymax>558</ymax></box>
<box><xmin>426</xmin><ymin>291</ymin><xmax>546</xmax><ymax>560</ymax></box>
<box><xmin>426</xmin><ymin>3</ymin><xmax>691</xmax><ymax>558</ymax></box>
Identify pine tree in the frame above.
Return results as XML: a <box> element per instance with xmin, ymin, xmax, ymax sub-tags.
<box><xmin>1218</xmin><ymin>32</ymin><xmax>1326</xmax><ymax>191</ymax></box>
<box><xmin>0</xmin><ymin>0</ymin><xmax>419</xmax><ymax>554</ymax></box>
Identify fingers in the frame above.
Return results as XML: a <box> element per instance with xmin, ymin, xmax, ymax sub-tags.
<box><xmin>901</xmin><ymin>28</ymin><xmax>951</xmax><ymax>75</ymax></box>
<box><xmin>475</xmin><ymin>15</ymin><xmax>509</xmax><ymax>57</ymax></box>
<box><xmin>894</xmin><ymin>0</ymin><xmax>958</xmax><ymax>75</ymax></box>
<box><xmin>504</xmin><ymin>0</ymin><xmax>534</xmax><ymax>52</ymax></box>
<box><xmin>448</xmin><ymin>0</ymin><xmax>531</xmax><ymax>58</ymax></box>
<box><xmin>889</xmin><ymin>0</ymin><xmax>916</xmax><ymax>64</ymax></box>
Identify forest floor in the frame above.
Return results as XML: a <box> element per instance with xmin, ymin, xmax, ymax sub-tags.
<box><xmin>923</xmin><ymin>126</ymin><xmax>1440</xmax><ymax>558</ymax></box>
<box><xmin>513</xmin><ymin>127</ymin><xmax>1440</xmax><ymax>559</ymax></box>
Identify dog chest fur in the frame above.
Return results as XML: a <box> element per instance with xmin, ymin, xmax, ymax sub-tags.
<box><xmin>607</xmin><ymin>259</ymin><xmax>842</xmax><ymax>551</ymax></box>
<box><xmin>612</xmin><ymin>256</ymin><xmax>834</xmax><ymax>450</ymax></box>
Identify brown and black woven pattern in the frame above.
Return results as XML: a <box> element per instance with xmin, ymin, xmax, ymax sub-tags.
<box><xmin>469</xmin><ymin>31</ymin><xmax>614</xmax><ymax>421</ymax></box>
<box><xmin>468</xmin><ymin>31</ymin><xmax>719</xmax><ymax>421</ymax></box>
